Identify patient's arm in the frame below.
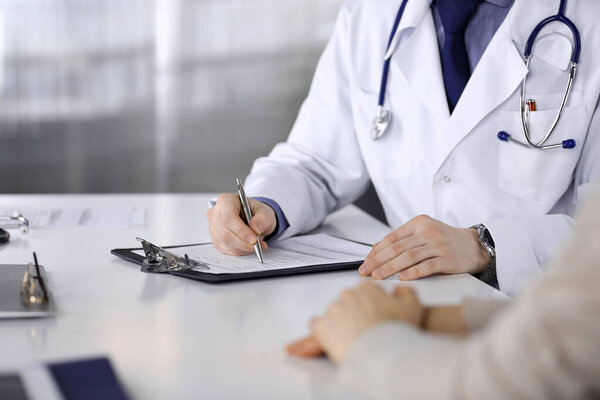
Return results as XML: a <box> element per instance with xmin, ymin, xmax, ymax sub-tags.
<box><xmin>337</xmin><ymin>196</ymin><xmax>600</xmax><ymax>400</ymax></box>
<box><xmin>424</xmin><ymin>297</ymin><xmax>511</xmax><ymax>334</ymax></box>
<box><xmin>424</xmin><ymin>305</ymin><xmax>467</xmax><ymax>334</ymax></box>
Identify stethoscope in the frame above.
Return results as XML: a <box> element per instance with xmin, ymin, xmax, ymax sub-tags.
<box><xmin>372</xmin><ymin>0</ymin><xmax>581</xmax><ymax>151</ymax></box>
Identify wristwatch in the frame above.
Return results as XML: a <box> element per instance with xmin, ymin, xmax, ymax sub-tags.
<box><xmin>470</xmin><ymin>224</ymin><xmax>498</xmax><ymax>289</ymax></box>
<box><xmin>0</xmin><ymin>228</ymin><xmax>9</xmax><ymax>244</ymax></box>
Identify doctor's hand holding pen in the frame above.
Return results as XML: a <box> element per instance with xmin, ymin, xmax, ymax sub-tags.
<box><xmin>206</xmin><ymin>193</ymin><xmax>275</xmax><ymax>256</ymax></box>
<box><xmin>359</xmin><ymin>215</ymin><xmax>490</xmax><ymax>281</ymax></box>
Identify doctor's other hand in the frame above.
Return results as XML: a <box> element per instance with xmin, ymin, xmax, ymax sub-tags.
<box><xmin>206</xmin><ymin>193</ymin><xmax>276</xmax><ymax>256</ymax></box>
<box><xmin>286</xmin><ymin>283</ymin><xmax>425</xmax><ymax>363</ymax></box>
<box><xmin>359</xmin><ymin>215</ymin><xmax>489</xmax><ymax>281</ymax></box>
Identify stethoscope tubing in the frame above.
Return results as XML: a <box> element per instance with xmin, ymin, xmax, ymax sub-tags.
<box><xmin>373</xmin><ymin>0</ymin><xmax>582</xmax><ymax>150</ymax></box>
<box><xmin>513</xmin><ymin>0</ymin><xmax>580</xmax><ymax>149</ymax></box>
<box><xmin>524</xmin><ymin>0</ymin><xmax>581</xmax><ymax>64</ymax></box>
<box><xmin>377</xmin><ymin>0</ymin><xmax>410</xmax><ymax>108</ymax></box>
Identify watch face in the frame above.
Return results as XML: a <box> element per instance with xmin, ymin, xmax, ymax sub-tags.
<box><xmin>482</xmin><ymin>229</ymin><xmax>495</xmax><ymax>248</ymax></box>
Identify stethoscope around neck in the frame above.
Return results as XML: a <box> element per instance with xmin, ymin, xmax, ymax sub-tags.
<box><xmin>371</xmin><ymin>0</ymin><xmax>581</xmax><ymax>151</ymax></box>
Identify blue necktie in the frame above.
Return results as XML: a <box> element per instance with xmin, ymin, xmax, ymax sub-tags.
<box><xmin>437</xmin><ymin>0</ymin><xmax>480</xmax><ymax>112</ymax></box>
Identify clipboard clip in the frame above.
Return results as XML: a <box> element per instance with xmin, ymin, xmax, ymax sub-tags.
<box><xmin>21</xmin><ymin>252</ymin><xmax>49</xmax><ymax>307</ymax></box>
<box><xmin>136</xmin><ymin>237</ymin><xmax>208</xmax><ymax>273</ymax></box>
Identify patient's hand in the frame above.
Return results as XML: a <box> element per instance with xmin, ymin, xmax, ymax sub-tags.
<box><xmin>287</xmin><ymin>283</ymin><xmax>425</xmax><ymax>363</ymax></box>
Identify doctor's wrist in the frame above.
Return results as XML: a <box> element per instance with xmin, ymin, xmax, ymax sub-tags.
<box><xmin>469</xmin><ymin>224</ymin><xmax>499</xmax><ymax>289</ymax></box>
<box><xmin>468</xmin><ymin>228</ymin><xmax>490</xmax><ymax>274</ymax></box>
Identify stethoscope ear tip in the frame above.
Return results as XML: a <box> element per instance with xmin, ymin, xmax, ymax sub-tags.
<box><xmin>497</xmin><ymin>131</ymin><xmax>576</xmax><ymax>150</ymax></box>
<box><xmin>497</xmin><ymin>131</ymin><xmax>511</xmax><ymax>142</ymax></box>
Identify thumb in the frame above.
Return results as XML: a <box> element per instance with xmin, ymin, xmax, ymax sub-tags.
<box><xmin>286</xmin><ymin>336</ymin><xmax>324</xmax><ymax>358</ymax></box>
<box><xmin>393</xmin><ymin>285</ymin><xmax>417</xmax><ymax>300</ymax></box>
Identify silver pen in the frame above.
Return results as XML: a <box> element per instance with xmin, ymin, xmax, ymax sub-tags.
<box><xmin>236</xmin><ymin>178</ymin><xmax>264</xmax><ymax>263</ymax></box>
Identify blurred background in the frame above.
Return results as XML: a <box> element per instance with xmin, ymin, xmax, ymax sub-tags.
<box><xmin>0</xmin><ymin>0</ymin><xmax>384</xmax><ymax>220</ymax></box>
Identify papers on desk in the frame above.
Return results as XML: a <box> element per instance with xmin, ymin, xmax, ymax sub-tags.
<box><xmin>0</xmin><ymin>206</ymin><xmax>147</xmax><ymax>229</ymax></box>
<box><xmin>177</xmin><ymin>233</ymin><xmax>371</xmax><ymax>274</ymax></box>
<box><xmin>133</xmin><ymin>233</ymin><xmax>372</xmax><ymax>275</ymax></box>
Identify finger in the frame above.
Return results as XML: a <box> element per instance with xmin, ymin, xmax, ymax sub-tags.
<box><xmin>355</xmin><ymin>282</ymin><xmax>386</xmax><ymax>309</ymax></box>
<box><xmin>371</xmin><ymin>245</ymin><xmax>434</xmax><ymax>280</ymax></box>
<box><xmin>393</xmin><ymin>285</ymin><xmax>418</xmax><ymax>300</ymax></box>
<box><xmin>357</xmin><ymin>281</ymin><xmax>384</xmax><ymax>295</ymax></box>
<box><xmin>398</xmin><ymin>258</ymin><xmax>441</xmax><ymax>281</ymax></box>
<box><xmin>260</xmin><ymin>240</ymin><xmax>268</xmax><ymax>252</ymax></box>
<box><xmin>286</xmin><ymin>336</ymin><xmax>324</xmax><ymax>358</ymax></box>
<box><xmin>218</xmin><ymin>197</ymin><xmax>258</xmax><ymax>245</ymax></box>
<box><xmin>210</xmin><ymin>222</ymin><xmax>254</xmax><ymax>253</ymax></box>
<box><xmin>370</xmin><ymin>226</ymin><xmax>415</xmax><ymax>255</ymax></box>
<box><xmin>339</xmin><ymin>288</ymin><xmax>355</xmax><ymax>301</ymax></box>
<box><xmin>222</xmin><ymin>209</ymin><xmax>259</xmax><ymax>245</ymax></box>
<box><xmin>360</xmin><ymin>281</ymin><xmax>378</xmax><ymax>289</ymax></box>
<box><xmin>211</xmin><ymin>237</ymin><xmax>252</xmax><ymax>257</ymax></box>
<box><xmin>211</xmin><ymin>238</ymin><xmax>238</xmax><ymax>256</ymax></box>
<box><xmin>360</xmin><ymin>236</ymin><xmax>426</xmax><ymax>277</ymax></box>
<box><xmin>209</xmin><ymin>223</ymin><xmax>255</xmax><ymax>255</ymax></box>
<box><xmin>310</xmin><ymin>316</ymin><xmax>324</xmax><ymax>334</ymax></box>
<box><xmin>370</xmin><ymin>215</ymin><xmax>431</xmax><ymax>253</ymax></box>
<box><xmin>205</xmin><ymin>207</ymin><xmax>214</xmax><ymax>221</ymax></box>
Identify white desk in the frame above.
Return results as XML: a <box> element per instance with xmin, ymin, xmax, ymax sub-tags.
<box><xmin>0</xmin><ymin>195</ymin><xmax>505</xmax><ymax>399</ymax></box>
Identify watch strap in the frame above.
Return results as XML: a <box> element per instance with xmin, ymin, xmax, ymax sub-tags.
<box><xmin>470</xmin><ymin>224</ymin><xmax>498</xmax><ymax>290</ymax></box>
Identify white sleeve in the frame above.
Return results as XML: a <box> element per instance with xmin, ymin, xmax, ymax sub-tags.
<box><xmin>244</xmin><ymin>2</ymin><xmax>370</xmax><ymax>239</ymax></box>
<box><xmin>484</xmin><ymin>97</ymin><xmax>600</xmax><ymax>296</ymax></box>
<box><xmin>338</xmin><ymin>192</ymin><xmax>600</xmax><ymax>400</ymax></box>
<box><xmin>462</xmin><ymin>297</ymin><xmax>510</xmax><ymax>332</ymax></box>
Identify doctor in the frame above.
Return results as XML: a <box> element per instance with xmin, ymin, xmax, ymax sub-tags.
<box><xmin>207</xmin><ymin>0</ymin><xmax>600</xmax><ymax>295</ymax></box>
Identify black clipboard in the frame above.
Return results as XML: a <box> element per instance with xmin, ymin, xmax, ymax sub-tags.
<box><xmin>111</xmin><ymin>239</ymin><xmax>367</xmax><ymax>283</ymax></box>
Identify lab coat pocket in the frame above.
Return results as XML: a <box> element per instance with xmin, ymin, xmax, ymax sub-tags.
<box><xmin>351</xmin><ymin>88</ymin><xmax>412</xmax><ymax>180</ymax></box>
<box><xmin>497</xmin><ymin>105</ymin><xmax>588</xmax><ymax>203</ymax></box>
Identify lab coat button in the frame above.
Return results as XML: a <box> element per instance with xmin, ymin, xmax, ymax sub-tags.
<box><xmin>443</xmin><ymin>175</ymin><xmax>451</xmax><ymax>183</ymax></box>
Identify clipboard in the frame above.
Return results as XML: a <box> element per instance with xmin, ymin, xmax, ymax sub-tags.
<box><xmin>0</xmin><ymin>264</ymin><xmax>56</xmax><ymax>319</ymax></box>
<box><xmin>111</xmin><ymin>235</ymin><xmax>369</xmax><ymax>283</ymax></box>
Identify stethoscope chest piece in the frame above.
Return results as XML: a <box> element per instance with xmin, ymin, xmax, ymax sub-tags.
<box><xmin>371</xmin><ymin>106</ymin><xmax>391</xmax><ymax>140</ymax></box>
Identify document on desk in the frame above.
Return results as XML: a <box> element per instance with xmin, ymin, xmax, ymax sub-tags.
<box><xmin>0</xmin><ymin>206</ymin><xmax>147</xmax><ymax>229</ymax></box>
<box><xmin>168</xmin><ymin>234</ymin><xmax>371</xmax><ymax>274</ymax></box>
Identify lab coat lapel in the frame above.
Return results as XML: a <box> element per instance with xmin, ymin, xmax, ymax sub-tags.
<box><xmin>435</xmin><ymin>8</ymin><xmax>528</xmax><ymax>166</ymax></box>
<box><xmin>389</xmin><ymin>0</ymin><xmax>450</xmax><ymax>124</ymax></box>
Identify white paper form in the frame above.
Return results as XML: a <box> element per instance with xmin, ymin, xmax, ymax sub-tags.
<box><xmin>168</xmin><ymin>234</ymin><xmax>372</xmax><ymax>274</ymax></box>
<box><xmin>0</xmin><ymin>206</ymin><xmax>147</xmax><ymax>229</ymax></box>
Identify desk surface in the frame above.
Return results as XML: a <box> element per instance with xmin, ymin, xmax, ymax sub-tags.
<box><xmin>0</xmin><ymin>194</ymin><xmax>505</xmax><ymax>399</ymax></box>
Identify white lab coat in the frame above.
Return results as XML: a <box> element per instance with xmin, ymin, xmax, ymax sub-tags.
<box><xmin>245</xmin><ymin>0</ymin><xmax>600</xmax><ymax>295</ymax></box>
